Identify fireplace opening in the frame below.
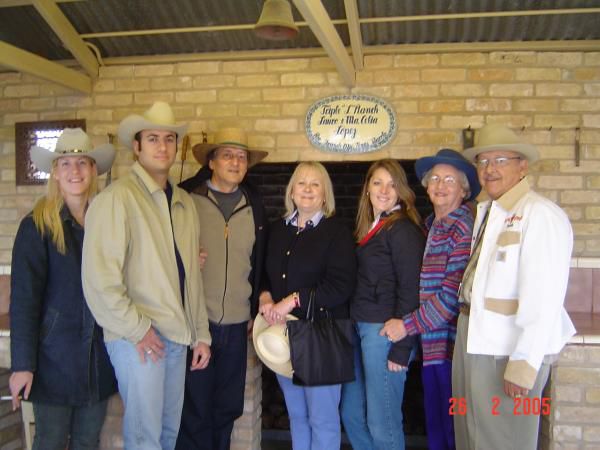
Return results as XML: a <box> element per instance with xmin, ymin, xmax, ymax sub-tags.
<box><xmin>247</xmin><ymin>161</ymin><xmax>430</xmax><ymax>449</ymax></box>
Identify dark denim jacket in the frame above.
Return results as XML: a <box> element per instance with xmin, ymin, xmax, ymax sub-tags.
<box><xmin>10</xmin><ymin>207</ymin><xmax>116</xmax><ymax>405</ymax></box>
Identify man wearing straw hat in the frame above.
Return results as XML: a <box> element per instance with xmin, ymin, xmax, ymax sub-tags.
<box><xmin>453</xmin><ymin>124</ymin><xmax>575</xmax><ymax>450</ymax></box>
<box><xmin>176</xmin><ymin>128</ymin><xmax>267</xmax><ymax>450</ymax></box>
<box><xmin>82</xmin><ymin>101</ymin><xmax>211</xmax><ymax>450</ymax></box>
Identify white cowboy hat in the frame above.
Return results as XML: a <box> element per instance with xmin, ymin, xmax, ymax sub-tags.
<box><xmin>253</xmin><ymin>313</ymin><xmax>298</xmax><ymax>378</ymax></box>
<box><xmin>192</xmin><ymin>128</ymin><xmax>268</xmax><ymax>167</ymax></box>
<box><xmin>117</xmin><ymin>101</ymin><xmax>188</xmax><ymax>149</ymax></box>
<box><xmin>30</xmin><ymin>127</ymin><xmax>116</xmax><ymax>175</ymax></box>
<box><xmin>463</xmin><ymin>124</ymin><xmax>539</xmax><ymax>162</ymax></box>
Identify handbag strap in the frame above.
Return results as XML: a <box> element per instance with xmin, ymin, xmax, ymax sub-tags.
<box><xmin>306</xmin><ymin>290</ymin><xmax>316</xmax><ymax>322</ymax></box>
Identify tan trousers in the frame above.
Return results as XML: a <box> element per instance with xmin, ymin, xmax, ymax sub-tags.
<box><xmin>452</xmin><ymin>313</ymin><xmax>551</xmax><ymax>450</ymax></box>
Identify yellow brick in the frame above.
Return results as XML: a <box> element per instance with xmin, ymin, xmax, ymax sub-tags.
<box><xmin>172</xmin><ymin>105</ymin><xmax>195</xmax><ymax>120</ymax></box>
<box><xmin>77</xmin><ymin>109</ymin><xmax>113</xmax><ymax>122</ymax></box>
<box><xmin>561</xmin><ymin>190</ymin><xmax>600</xmax><ymax>204</ymax></box>
<box><xmin>326</xmin><ymin>72</ymin><xmax>343</xmax><ymax>86</ymax></box>
<box><xmin>413</xmin><ymin>131</ymin><xmax>460</xmax><ymax>146</ymax></box>
<box><xmin>535</xmin><ymin>114</ymin><xmax>580</xmax><ymax>129</ymax></box>
<box><xmin>538</xmin><ymin>176</ymin><xmax>582</xmax><ymax>189</ymax></box>
<box><xmin>374</xmin><ymin>70</ymin><xmax>419</xmax><ymax>84</ymax></box>
<box><xmin>560</xmin><ymin>160</ymin><xmax>600</xmax><ymax>173</ymax></box>
<box><xmin>562</xmin><ymin>99</ymin><xmax>600</xmax><ymax>112</ymax></box>
<box><xmin>151</xmin><ymin>76</ymin><xmax>192</xmax><ymax>90</ymax></box>
<box><xmin>134</xmin><ymin>92</ymin><xmax>174</xmax><ymax>105</ymax></box>
<box><xmin>467</xmin><ymin>68</ymin><xmax>513</xmax><ymax>81</ymax></box>
<box><xmin>20</xmin><ymin>98</ymin><xmax>56</xmax><ymax>111</ymax></box>
<box><xmin>419</xmin><ymin>100</ymin><xmax>464</xmax><ymax>113</ymax></box>
<box><xmin>490</xmin><ymin>83</ymin><xmax>534</xmax><ymax>97</ymax></box>
<box><xmin>281</xmin><ymin>102</ymin><xmax>310</xmax><ymax>115</ymax></box>
<box><xmin>553</xmin><ymin>425</ymin><xmax>582</xmax><ymax>442</ymax></box>
<box><xmin>196</xmin><ymin>104</ymin><xmax>237</xmax><ymax>118</ymax></box>
<box><xmin>238</xmin><ymin>104</ymin><xmax>280</xmax><ymax>117</ymax></box>
<box><xmin>0</xmin><ymin>72</ymin><xmax>21</xmax><ymax>85</ymax></box>
<box><xmin>217</xmin><ymin>89</ymin><xmax>261</xmax><ymax>102</ymax></box>
<box><xmin>223</xmin><ymin>61</ymin><xmax>265</xmax><ymax>73</ymax></box>
<box><xmin>0</xmin><ymin>99</ymin><xmax>19</xmax><ymax>112</ymax></box>
<box><xmin>193</xmin><ymin>75</ymin><xmax>236</xmax><ymax>88</ymax></box>
<box><xmin>310</xmin><ymin>57</ymin><xmax>336</xmax><ymax>70</ymax></box>
<box><xmin>351</xmin><ymin>86</ymin><xmax>392</xmax><ymax>98</ymax></box>
<box><xmin>394</xmin><ymin>84</ymin><xmax>439</xmax><ymax>98</ymax></box>
<box><xmin>90</xmin><ymin>124</ymin><xmax>117</xmax><ymax>136</ymax></box>
<box><xmin>440</xmin><ymin>84</ymin><xmax>486</xmax><ymax>97</ymax></box>
<box><xmin>486</xmin><ymin>115</ymin><xmax>531</xmax><ymax>128</ymax></box>
<box><xmin>266</xmin><ymin>148</ymin><xmax>299</xmax><ymax>162</ymax></box>
<box><xmin>95</xmin><ymin>93</ymin><xmax>133</xmax><ymax>107</ymax></box>
<box><xmin>175</xmin><ymin>90</ymin><xmax>217</xmax><ymax>104</ymax></box>
<box><xmin>364</xmin><ymin>55</ymin><xmax>393</xmax><ymax>68</ymax></box>
<box><xmin>396</xmin><ymin>115</ymin><xmax>437</xmax><ymax>129</ymax></box>
<box><xmin>263</xmin><ymin>87</ymin><xmax>305</xmax><ymax>101</ymax></box>
<box><xmin>585</xmin><ymin>206</ymin><xmax>600</xmax><ymax>220</ymax></box>
<box><xmin>516</xmin><ymin>68</ymin><xmax>561</xmax><ymax>81</ymax></box>
<box><xmin>93</xmin><ymin>79</ymin><xmax>115</xmax><ymax>92</ymax></box>
<box><xmin>574</xmin><ymin>68</ymin><xmax>600</xmax><ymax>81</ymax></box>
<box><xmin>585</xmin><ymin>53</ymin><xmax>600</xmax><ymax>66</ymax></box>
<box><xmin>356</xmin><ymin>71</ymin><xmax>373</xmax><ymax>85</ymax></box>
<box><xmin>237</xmin><ymin>74</ymin><xmax>279</xmax><ymax>88</ymax></box>
<box><xmin>255</xmin><ymin>119</ymin><xmax>297</xmax><ymax>132</ymax></box>
<box><xmin>583</xmin><ymin>426</ymin><xmax>600</xmax><ymax>442</ymax></box>
<box><xmin>573</xmin><ymin>223</ymin><xmax>600</xmax><ymax>236</ymax></box>
<box><xmin>514</xmin><ymin>99</ymin><xmax>559</xmax><ymax>112</ymax></box>
<box><xmin>538</xmin><ymin>145</ymin><xmax>573</xmax><ymax>159</ymax></box>
<box><xmin>538</xmin><ymin>52</ymin><xmax>582</xmax><ymax>66</ymax></box>
<box><xmin>281</xmin><ymin>73</ymin><xmax>325</xmax><ymax>86</ymax></box>
<box><xmin>584</xmin><ymin>114</ymin><xmax>600</xmax><ymax>128</ymax></box>
<box><xmin>439</xmin><ymin>115</ymin><xmax>484</xmax><ymax>129</ymax></box>
<box><xmin>466</xmin><ymin>99</ymin><xmax>511</xmax><ymax>112</ymax></box>
<box><xmin>115</xmin><ymin>78</ymin><xmax>151</xmax><ymax>92</ymax></box>
<box><xmin>391</xmin><ymin>101</ymin><xmax>418</xmax><ymax>114</ymax></box>
<box><xmin>99</xmin><ymin>65</ymin><xmax>134</xmax><ymax>78</ymax></box>
<box><xmin>441</xmin><ymin>53</ymin><xmax>485</xmax><ymax>66</ymax></box>
<box><xmin>422</xmin><ymin>69</ymin><xmax>466</xmax><ymax>82</ymax></box>
<box><xmin>394</xmin><ymin>54</ymin><xmax>439</xmax><ymax>67</ymax></box>
<box><xmin>584</xmin><ymin>83</ymin><xmax>600</xmax><ymax>96</ymax></box>
<box><xmin>55</xmin><ymin>96</ymin><xmax>92</xmax><ymax>109</ymax></box>
<box><xmin>563</xmin><ymin>206</ymin><xmax>583</xmax><ymax>221</ymax></box>
<box><xmin>176</xmin><ymin>61</ymin><xmax>220</xmax><ymax>75</ymax></box>
<box><xmin>277</xmin><ymin>134</ymin><xmax>309</xmax><ymax>147</ymax></box>
<box><xmin>583</xmin><ymin>145</ymin><xmax>600</xmax><ymax>159</ymax></box>
<box><xmin>3</xmin><ymin>113</ymin><xmax>37</xmax><ymax>126</ymax></box>
<box><xmin>537</xmin><ymin>83</ymin><xmax>582</xmax><ymax>97</ymax></box>
<box><xmin>4</xmin><ymin>84</ymin><xmax>39</xmax><ymax>98</ymax></box>
<box><xmin>40</xmin><ymin>111</ymin><xmax>73</xmax><ymax>120</ymax></box>
<box><xmin>489</xmin><ymin>52</ymin><xmax>537</xmax><ymax>65</ymax></box>
<box><xmin>39</xmin><ymin>84</ymin><xmax>74</xmax><ymax>96</ymax></box>
<box><xmin>266</xmin><ymin>58</ymin><xmax>309</xmax><ymax>72</ymax></box>
<box><xmin>134</xmin><ymin>64</ymin><xmax>174</xmax><ymax>77</ymax></box>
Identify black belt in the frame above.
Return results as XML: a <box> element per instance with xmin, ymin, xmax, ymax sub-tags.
<box><xmin>459</xmin><ymin>303</ymin><xmax>470</xmax><ymax>316</ymax></box>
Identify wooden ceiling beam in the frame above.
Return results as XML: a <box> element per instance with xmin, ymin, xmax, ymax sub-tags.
<box><xmin>0</xmin><ymin>41</ymin><xmax>91</xmax><ymax>93</ymax></box>
<box><xmin>344</xmin><ymin>0</ymin><xmax>363</xmax><ymax>70</ymax></box>
<box><xmin>292</xmin><ymin>0</ymin><xmax>355</xmax><ymax>87</ymax></box>
<box><xmin>31</xmin><ymin>0</ymin><xmax>98</xmax><ymax>78</ymax></box>
<box><xmin>0</xmin><ymin>0</ymin><xmax>83</xmax><ymax>7</ymax></box>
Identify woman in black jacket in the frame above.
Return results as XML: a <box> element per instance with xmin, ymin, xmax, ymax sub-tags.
<box><xmin>9</xmin><ymin>128</ymin><xmax>117</xmax><ymax>450</ymax></box>
<box><xmin>259</xmin><ymin>161</ymin><xmax>356</xmax><ymax>450</ymax></box>
<box><xmin>341</xmin><ymin>159</ymin><xmax>425</xmax><ymax>450</ymax></box>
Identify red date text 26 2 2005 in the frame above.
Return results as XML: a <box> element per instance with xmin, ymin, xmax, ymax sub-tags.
<box><xmin>449</xmin><ymin>397</ymin><xmax>551</xmax><ymax>416</ymax></box>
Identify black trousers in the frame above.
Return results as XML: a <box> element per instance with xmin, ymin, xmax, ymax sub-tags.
<box><xmin>176</xmin><ymin>321</ymin><xmax>248</xmax><ymax>450</ymax></box>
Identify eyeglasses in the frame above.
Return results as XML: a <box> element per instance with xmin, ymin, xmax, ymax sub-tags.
<box><xmin>476</xmin><ymin>156</ymin><xmax>521</xmax><ymax>169</ymax></box>
<box><xmin>217</xmin><ymin>151</ymin><xmax>248</xmax><ymax>163</ymax></box>
<box><xmin>428</xmin><ymin>175</ymin><xmax>457</xmax><ymax>186</ymax></box>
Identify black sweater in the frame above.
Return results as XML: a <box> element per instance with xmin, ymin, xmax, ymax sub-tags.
<box><xmin>351</xmin><ymin>217</ymin><xmax>425</xmax><ymax>365</ymax></box>
<box><xmin>264</xmin><ymin>216</ymin><xmax>357</xmax><ymax>320</ymax></box>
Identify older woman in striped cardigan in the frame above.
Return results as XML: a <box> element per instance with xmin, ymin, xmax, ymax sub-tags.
<box><xmin>381</xmin><ymin>149</ymin><xmax>480</xmax><ymax>450</ymax></box>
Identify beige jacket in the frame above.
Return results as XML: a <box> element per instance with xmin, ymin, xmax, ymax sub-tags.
<box><xmin>82</xmin><ymin>162</ymin><xmax>211</xmax><ymax>347</ymax></box>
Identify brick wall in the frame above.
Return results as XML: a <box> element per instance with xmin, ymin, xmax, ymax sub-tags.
<box><xmin>0</xmin><ymin>51</ymin><xmax>599</xmax><ymax>260</ymax></box>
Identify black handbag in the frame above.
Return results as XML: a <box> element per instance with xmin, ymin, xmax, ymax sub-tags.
<box><xmin>287</xmin><ymin>290</ymin><xmax>355</xmax><ymax>386</ymax></box>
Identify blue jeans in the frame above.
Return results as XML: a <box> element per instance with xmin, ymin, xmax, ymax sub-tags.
<box><xmin>276</xmin><ymin>374</ymin><xmax>342</xmax><ymax>450</ymax></box>
<box><xmin>176</xmin><ymin>321</ymin><xmax>248</xmax><ymax>450</ymax></box>
<box><xmin>32</xmin><ymin>400</ymin><xmax>108</xmax><ymax>450</ymax></box>
<box><xmin>341</xmin><ymin>322</ymin><xmax>409</xmax><ymax>450</ymax></box>
<box><xmin>106</xmin><ymin>335</ymin><xmax>187</xmax><ymax>450</ymax></box>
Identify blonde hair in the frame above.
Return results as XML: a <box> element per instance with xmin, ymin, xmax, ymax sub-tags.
<box><xmin>284</xmin><ymin>162</ymin><xmax>336</xmax><ymax>218</ymax></box>
<box><xmin>32</xmin><ymin>159</ymin><xmax>98</xmax><ymax>254</ymax></box>
<box><xmin>355</xmin><ymin>159</ymin><xmax>421</xmax><ymax>241</ymax></box>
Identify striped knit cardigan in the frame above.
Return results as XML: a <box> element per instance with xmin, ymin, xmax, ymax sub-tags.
<box><xmin>403</xmin><ymin>203</ymin><xmax>474</xmax><ymax>366</ymax></box>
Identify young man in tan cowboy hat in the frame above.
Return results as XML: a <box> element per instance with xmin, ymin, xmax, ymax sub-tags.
<box><xmin>453</xmin><ymin>124</ymin><xmax>575</xmax><ymax>450</ymax></box>
<box><xmin>176</xmin><ymin>128</ymin><xmax>267</xmax><ymax>450</ymax></box>
<box><xmin>82</xmin><ymin>101</ymin><xmax>211</xmax><ymax>450</ymax></box>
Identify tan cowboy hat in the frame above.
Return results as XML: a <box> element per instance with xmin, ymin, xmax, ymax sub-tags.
<box><xmin>463</xmin><ymin>124</ymin><xmax>539</xmax><ymax>162</ymax></box>
<box><xmin>192</xmin><ymin>128</ymin><xmax>268</xmax><ymax>167</ymax></box>
<box><xmin>253</xmin><ymin>313</ymin><xmax>298</xmax><ymax>378</ymax></box>
<box><xmin>117</xmin><ymin>101</ymin><xmax>188</xmax><ymax>149</ymax></box>
<box><xmin>30</xmin><ymin>127</ymin><xmax>116</xmax><ymax>175</ymax></box>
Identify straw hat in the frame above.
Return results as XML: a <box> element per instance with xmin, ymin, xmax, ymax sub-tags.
<box><xmin>253</xmin><ymin>313</ymin><xmax>298</xmax><ymax>378</ymax></box>
<box><xmin>117</xmin><ymin>101</ymin><xmax>188</xmax><ymax>149</ymax></box>
<box><xmin>415</xmin><ymin>148</ymin><xmax>481</xmax><ymax>201</ymax></box>
<box><xmin>192</xmin><ymin>128</ymin><xmax>268</xmax><ymax>167</ymax></box>
<box><xmin>463</xmin><ymin>124</ymin><xmax>539</xmax><ymax>162</ymax></box>
<box><xmin>30</xmin><ymin>127</ymin><xmax>115</xmax><ymax>175</ymax></box>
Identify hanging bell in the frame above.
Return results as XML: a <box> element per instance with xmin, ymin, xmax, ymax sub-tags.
<box><xmin>255</xmin><ymin>0</ymin><xmax>299</xmax><ymax>41</ymax></box>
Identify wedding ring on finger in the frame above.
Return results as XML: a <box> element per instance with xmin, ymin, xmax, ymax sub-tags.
<box><xmin>388</xmin><ymin>336</ymin><xmax>394</xmax><ymax>342</ymax></box>
<box><xmin>145</xmin><ymin>348</ymin><xmax>153</xmax><ymax>355</ymax></box>
<box><xmin>514</xmin><ymin>394</ymin><xmax>522</xmax><ymax>398</ymax></box>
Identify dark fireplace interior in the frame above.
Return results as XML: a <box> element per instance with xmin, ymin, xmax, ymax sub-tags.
<box><xmin>247</xmin><ymin>160</ymin><xmax>430</xmax><ymax>448</ymax></box>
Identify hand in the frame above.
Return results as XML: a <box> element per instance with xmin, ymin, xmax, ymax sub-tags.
<box><xmin>198</xmin><ymin>247</ymin><xmax>208</xmax><ymax>270</ymax></box>
<box><xmin>9</xmin><ymin>371</ymin><xmax>33</xmax><ymax>411</ymax></box>
<box><xmin>135</xmin><ymin>327</ymin><xmax>165</xmax><ymax>364</ymax></box>
<box><xmin>190</xmin><ymin>342</ymin><xmax>211</xmax><ymax>371</ymax></box>
<box><xmin>270</xmin><ymin>296</ymin><xmax>295</xmax><ymax>323</ymax></box>
<box><xmin>504</xmin><ymin>380</ymin><xmax>529</xmax><ymax>398</ymax></box>
<box><xmin>379</xmin><ymin>318</ymin><xmax>407</xmax><ymax>343</ymax></box>
<box><xmin>259</xmin><ymin>293</ymin><xmax>277</xmax><ymax>326</ymax></box>
<box><xmin>387</xmin><ymin>360</ymin><xmax>408</xmax><ymax>372</ymax></box>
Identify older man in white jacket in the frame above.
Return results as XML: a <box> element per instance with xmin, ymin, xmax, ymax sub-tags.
<box><xmin>453</xmin><ymin>124</ymin><xmax>575</xmax><ymax>450</ymax></box>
